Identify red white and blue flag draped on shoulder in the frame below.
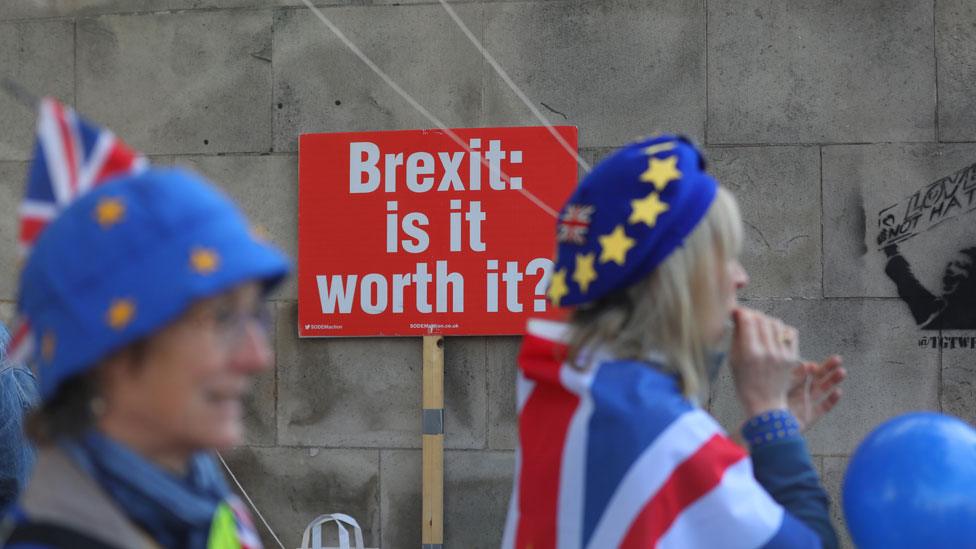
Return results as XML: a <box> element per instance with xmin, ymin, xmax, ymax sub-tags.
<box><xmin>6</xmin><ymin>98</ymin><xmax>148</xmax><ymax>367</ymax></box>
<box><xmin>501</xmin><ymin>319</ymin><xmax>820</xmax><ymax>549</ymax></box>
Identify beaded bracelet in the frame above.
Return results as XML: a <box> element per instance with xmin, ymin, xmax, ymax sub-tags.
<box><xmin>741</xmin><ymin>409</ymin><xmax>801</xmax><ymax>448</ymax></box>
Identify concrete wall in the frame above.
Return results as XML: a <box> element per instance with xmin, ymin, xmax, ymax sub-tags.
<box><xmin>1</xmin><ymin>1</ymin><xmax>973</xmax><ymax>547</ymax></box>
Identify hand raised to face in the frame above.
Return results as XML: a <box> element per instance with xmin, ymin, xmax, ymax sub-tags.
<box><xmin>728</xmin><ymin>307</ymin><xmax>800</xmax><ymax>418</ymax></box>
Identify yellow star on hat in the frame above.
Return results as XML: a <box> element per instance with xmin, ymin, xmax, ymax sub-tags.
<box><xmin>94</xmin><ymin>197</ymin><xmax>125</xmax><ymax>228</ymax></box>
<box><xmin>190</xmin><ymin>247</ymin><xmax>221</xmax><ymax>274</ymax></box>
<box><xmin>639</xmin><ymin>155</ymin><xmax>681</xmax><ymax>191</ymax></box>
<box><xmin>599</xmin><ymin>225</ymin><xmax>636</xmax><ymax>265</ymax></box>
<box><xmin>107</xmin><ymin>298</ymin><xmax>136</xmax><ymax>330</ymax></box>
<box><xmin>548</xmin><ymin>268</ymin><xmax>569</xmax><ymax>306</ymax></box>
<box><xmin>250</xmin><ymin>224</ymin><xmax>270</xmax><ymax>242</ymax></box>
<box><xmin>572</xmin><ymin>253</ymin><xmax>597</xmax><ymax>293</ymax></box>
<box><xmin>629</xmin><ymin>191</ymin><xmax>670</xmax><ymax>227</ymax></box>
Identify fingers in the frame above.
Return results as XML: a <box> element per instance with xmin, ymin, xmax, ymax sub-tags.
<box><xmin>756</xmin><ymin>312</ymin><xmax>790</xmax><ymax>360</ymax></box>
<box><xmin>813</xmin><ymin>356</ymin><xmax>846</xmax><ymax>394</ymax></box>
<box><xmin>814</xmin><ymin>387</ymin><xmax>842</xmax><ymax>418</ymax></box>
<box><xmin>785</xmin><ymin>355</ymin><xmax>846</xmax><ymax>431</ymax></box>
<box><xmin>793</xmin><ymin>384</ymin><xmax>843</xmax><ymax>432</ymax></box>
<box><xmin>756</xmin><ymin>313</ymin><xmax>777</xmax><ymax>355</ymax></box>
<box><xmin>766</xmin><ymin>316</ymin><xmax>798</xmax><ymax>363</ymax></box>
<box><xmin>732</xmin><ymin>307</ymin><xmax>762</xmax><ymax>354</ymax></box>
<box><xmin>731</xmin><ymin>307</ymin><xmax>812</xmax><ymax>418</ymax></box>
<box><xmin>816</xmin><ymin>355</ymin><xmax>843</xmax><ymax>374</ymax></box>
<box><xmin>823</xmin><ymin>355</ymin><xmax>844</xmax><ymax>374</ymax></box>
<box><xmin>770</xmin><ymin>318</ymin><xmax>786</xmax><ymax>355</ymax></box>
<box><xmin>789</xmin><ymin>361</ymin><xmax>815</xmax><ymax>386</ymax></box>
<box><xmin>817</xmin><ymin>367</ymin><xmax>846</xmax><ymax>393</ymax></box>
<box><xmin>807</xmin><ymin>358</ymin><xmax>845</xmax><ymax>423</ymax></box>
<box><xmin>769</xmin><ymin>316</ymin><xmax>798</xmax><ymax>360</ymax></box>
<box><xmin>732</xmin><ymin>307</ymin><xmax>800</xmax><ymax>363</ymax></box>
<box><xmin>783</xmin><ymin>326</ymin><xmax>799</xmax><ymax>359</ymax></box>
<box><xmin>731</xmin><ymin>307</ymin><xmax>765</xmax><ymax>367</ymax></box>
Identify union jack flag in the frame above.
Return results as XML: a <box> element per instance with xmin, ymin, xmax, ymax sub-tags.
<box><xmin>228</xmin><ymin>495</ymin><xmax>264</xmax><ymax>549</ymax></box>
<box><xmin>557</xmin><ymin>204</ymin><xmax>595</xmax><ymax>245</ymax></box>
<box><xmin>502</xmin><ymin>319</ymin><xmax>820</xmax><ymax>549</ymax></box>
<box><xmin>8</xmin><ymin>98</ymin><xmax>147</xmax><ymax>365</ymax></box>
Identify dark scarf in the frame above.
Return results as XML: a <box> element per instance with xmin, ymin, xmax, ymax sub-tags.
<box><xmin>61</xmin><ymin>431</ymin><xmax>241</xmax><ymax>549</ymax></box>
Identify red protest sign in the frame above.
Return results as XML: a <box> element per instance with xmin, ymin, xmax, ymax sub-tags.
<box><xmin>298</xmin><ymin>126</ymin><xmax>578</xmax><ymax>337</ymax></box>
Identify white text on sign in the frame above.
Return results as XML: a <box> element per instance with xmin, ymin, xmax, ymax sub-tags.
<box><xmin>349</xmin><ymin>139</ymin><xmax>524</xmax><ymax>193</ymax></box>
<box><xmin>316</xmin><ymin>259</ymin><xmax>553</xmax><ymax>315</ymax></box>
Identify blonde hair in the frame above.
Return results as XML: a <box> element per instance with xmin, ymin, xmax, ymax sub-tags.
<box><xmin>566</xmin><ymin>187</ymin><xmax>744</xmax><ymax>398</ymax></box>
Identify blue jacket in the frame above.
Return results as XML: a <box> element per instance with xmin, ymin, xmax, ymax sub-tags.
<box><xmin>0</xmin><ymin>324</ymin><xmax>39</xmax><ymax>512</ymax></box>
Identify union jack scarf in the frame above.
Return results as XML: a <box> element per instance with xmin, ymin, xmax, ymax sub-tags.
<box><xmin>501</xmin><ymin>319</ymin><xmax>819</xmax><ymax>548</ymax></box>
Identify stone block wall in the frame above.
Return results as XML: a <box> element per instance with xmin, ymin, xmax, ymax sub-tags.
<box><xmin>2</xmin><ymin>1</ymin><xmax>973</xmax><ymax>547</ymax></box>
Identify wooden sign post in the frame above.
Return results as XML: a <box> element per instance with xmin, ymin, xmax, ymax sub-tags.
<box><xmin>422</xmin><ymin>336</ymin><xmax>444</xmax><ymax>549</ymax></box>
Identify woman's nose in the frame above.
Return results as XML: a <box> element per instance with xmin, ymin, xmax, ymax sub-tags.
<box><xmin>231</xmin><ymin>321</ymin><xmax>273</xmax><ymax>373</ymax></box>
<box><xmin>734</xmin><ymin>261</ymin><xmax>749</xmax><ymax>290</ymax></box>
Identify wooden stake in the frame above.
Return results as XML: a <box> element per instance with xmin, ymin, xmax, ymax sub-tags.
<box><xmin>422</xmin><ymin>335</ymin><xmax>444</xmax><ymax>548</ymax></box>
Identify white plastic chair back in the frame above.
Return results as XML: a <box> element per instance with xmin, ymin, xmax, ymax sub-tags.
<box><xmin>298</xmin><ymin>513</ymin><xmax>367</xmax><ymax>549</ymax></box>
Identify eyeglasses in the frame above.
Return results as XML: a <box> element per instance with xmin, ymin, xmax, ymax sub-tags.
<box><xmin>211</xmin><ymin>301</ymin><xmax>273</xmax><ymax>348</ymax></box>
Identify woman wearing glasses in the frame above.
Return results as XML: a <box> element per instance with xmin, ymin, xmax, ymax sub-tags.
<box><xmin>1</xmin><ymin>167</ymin><xmax>288</xmax><ymax>548</ymax></box>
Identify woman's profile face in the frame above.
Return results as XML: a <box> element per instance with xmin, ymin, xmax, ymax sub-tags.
<box><xmin>100</xmin><ymin>282</ymin><xmax>272</xmax><ymax>457</ymax></box>
<box><xmin>704</xmin><ymin>257</ymin><xmax>749</xmax><ymax>346</ymax></box>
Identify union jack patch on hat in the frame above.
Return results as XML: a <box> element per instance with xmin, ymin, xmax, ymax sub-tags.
<box><xmin>557</xmin><ymin>204</ymin><xmax>595</xmax><ymax>245</ymax></box>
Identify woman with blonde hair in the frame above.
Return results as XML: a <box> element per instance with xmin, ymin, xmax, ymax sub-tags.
<box><xmin>502</xmin><ymin>135</ymin><xmax>844</xmax><ymax>549</ymax></box>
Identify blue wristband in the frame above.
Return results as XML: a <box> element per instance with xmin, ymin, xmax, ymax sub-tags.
<box><xmin>742</xmin><ymin>409</ymin><xmax>801</xmax><ymax>448</ymax></box>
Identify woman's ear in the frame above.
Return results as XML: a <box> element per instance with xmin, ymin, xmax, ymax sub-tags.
<box><xmin>96</xmin><ymin>340</ymin><xmax>147</xmax><ymax>396</ymax></box>
<box><xmin>95</xmin><ymin>351</ymin><xmax>125</xmax><ymax>403</ymax></box>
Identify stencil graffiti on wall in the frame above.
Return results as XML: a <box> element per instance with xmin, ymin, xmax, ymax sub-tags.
<box><xmin>877</xmin><ymin>162</ymin><xmax>976</xmax><ymax>330</ymax></box>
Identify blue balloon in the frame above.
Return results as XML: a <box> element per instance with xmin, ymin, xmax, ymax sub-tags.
<box><xmin>843</xmin><ymin>412</ymin><xmax>976</xmax><ymax>548</ymax></box>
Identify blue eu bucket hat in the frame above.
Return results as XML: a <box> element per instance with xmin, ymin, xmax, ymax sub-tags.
<box><xmin>18</xmin><ymin>167</ymin><xmax>291</xmax><ymax>400</ymax></box>
<box><xmin>548</xmin><ymin>134</ymin><xmax>718</xmax><ymax>307</ymax></box>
